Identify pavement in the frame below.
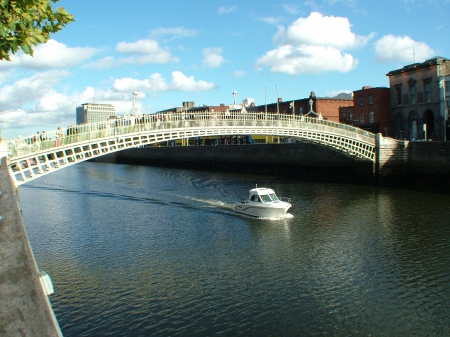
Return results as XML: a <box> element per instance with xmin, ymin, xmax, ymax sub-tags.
<box><xmin>0</xmin><ymin>157</ymin><xmax>61</xmax><ymax>337</ymax></box>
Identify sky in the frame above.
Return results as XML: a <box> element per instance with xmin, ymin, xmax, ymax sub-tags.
<box><xmin>1</xmin><ymin>0</ymin><xmax>449</xmax><ymax>139</ymax></box>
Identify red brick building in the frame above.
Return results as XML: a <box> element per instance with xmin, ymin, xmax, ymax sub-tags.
<box><xmin>247</xmin><ymin>92</ymin><xmax>352</xmax><ymax>122</ymax></box>
<box><xmin>339</xmin><ymin>86</ymin><xmax>391</xmax><ymax>135</ymax></box>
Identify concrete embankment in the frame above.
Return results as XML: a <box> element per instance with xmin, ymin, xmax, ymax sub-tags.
<box><xmin>93</xmin><ymin>142</ymin><xmax>450</xmax><ymax>193</ymax></box>
<box><xmin>0</xmin><ymin>158</ymin><xmax>61</xmax><ymax>336</ymax></box>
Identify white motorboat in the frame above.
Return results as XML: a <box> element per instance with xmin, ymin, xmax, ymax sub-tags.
<box><xmin>235</xmin><ymin>186</ymin><xmax>291</xmax><ymax>218</ymax></box>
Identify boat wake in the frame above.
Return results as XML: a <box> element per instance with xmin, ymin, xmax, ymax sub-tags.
<box><xmin>181</xmin><ymin>196</ymin><xmax>294</xmax><ymax>220</ymax></box>
<box><xmin>236</xmin><ymin>212</ymin><xmax>294</xmax><ymax>221</ymax></box>
<box><xmin>182</xmin><ymin>196</ymin><xmax>235</xmax><ymax>211</ymax></box>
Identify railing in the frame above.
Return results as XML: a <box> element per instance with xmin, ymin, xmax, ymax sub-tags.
<box><xmin>6</xmin><ymin>112</ymin><xmax>376</xmax><ymax>159</ymax></box>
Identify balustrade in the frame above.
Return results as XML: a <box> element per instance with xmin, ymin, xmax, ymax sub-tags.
<box><xmin>5</xmin><ymin>112</ymin><xmax>377</xmax><ymax>186</ymax></box>
<box><xmin>7</xmin><ymin>112</ymin><xmax>375</xmax><ymax>159</ymax></box>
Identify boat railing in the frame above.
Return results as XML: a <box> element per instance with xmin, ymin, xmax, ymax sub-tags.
<box><xmin>279</xmin><ymin>197</ymin><xmax>291</xmax><ymax>203</ymax></box>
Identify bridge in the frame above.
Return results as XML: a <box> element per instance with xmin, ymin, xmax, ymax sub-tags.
<box><xmin>4</xmin><ymin>111</ymin><xmax>402</xmax><ymax>187</ymax></box>
<box><xmin>0</xmin><ymin>110</ymin><xmax>412</xmax><ymax>335</ymax></box>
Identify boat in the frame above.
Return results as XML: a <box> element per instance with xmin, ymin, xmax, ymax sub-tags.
<box><xmin>235</xmin><ymin>186</ymin><xmax>291</xmax><ymax>218</ymax></box>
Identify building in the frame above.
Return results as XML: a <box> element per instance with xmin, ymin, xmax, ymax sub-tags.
<box><xmin>446</xmin><ymin>75</ymin><xmax>450</xmax><ymax>138</ymax></box>
<box><xmin>187</xmin><ymin>103</ymin><xmax>232</xmax><ymax>114</ymax></box>
<box><xmin>339</xmin><ymin>86</ymin><xmax>390</xmax><ymax>135</ymax></box>
<box><xmin>247</xmin><ymin>92</ymin><xmax>352</xmax><ymax>122</ymax></box>
<box><xmin>157</xmin><ymin>97</ymin><xmax>255</xmax><ymax>116</ymax></box>
<box><xmin>387</xmin><ymin>57</ymin><xmax>450</xmax><ymax>141</ymax></box>
<box><xmin>76</xmin><ymin>103</ymin><xmax>116</xmax><ymax>124</ymax></box>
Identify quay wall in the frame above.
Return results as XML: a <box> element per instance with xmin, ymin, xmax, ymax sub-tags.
<box><xmin>94</xmin><ymin>143</ymin><xmax>375</xmax><ymax>184</ymax></box>
<box><xmin>94</xmin><ymin>142</ymin><xmax>450</xmax><ymax>193</ymax></box>
<box><xmin>0</xmin><ymin>158</ymin><xmax>61</xmax><ymax>336</ymax></box>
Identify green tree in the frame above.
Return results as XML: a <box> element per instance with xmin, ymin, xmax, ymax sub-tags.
<box><xmin>0</xmin><ymin>0</ymin><xmax>74</xmax><ymax>61</ymax></box>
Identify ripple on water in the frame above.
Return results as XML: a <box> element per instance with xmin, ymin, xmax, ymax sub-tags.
<box><xmin>18</xmin><ymin>163</ymin><xmax>450</xmax><ymax>336</ymax></box>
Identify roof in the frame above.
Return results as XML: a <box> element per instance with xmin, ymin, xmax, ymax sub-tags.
<box><xmin>386</xmin><ymin>57</ymin><xmax>450</xmax><ymax>76</ymax></box>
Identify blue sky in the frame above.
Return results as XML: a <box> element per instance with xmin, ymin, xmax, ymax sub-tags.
<box><xmin>1</xmin><ymin>0</ymin><xmax>449</xmax><ymax>138</ymax></box>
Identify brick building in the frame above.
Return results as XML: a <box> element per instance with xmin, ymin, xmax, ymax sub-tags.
<box><xmin>339</xmin><ymin>86</ymin><xmax>391</xmax><ymax>135</ymax></box>
<box><xmin>247</xmin><ymin>92</ymin><xmax>352</xmax><ymax>122</ymax></box>
<box><xmin>387</xmin><ymin>57</ymin><xmax>450</xmax><ymax>141</ymax></box>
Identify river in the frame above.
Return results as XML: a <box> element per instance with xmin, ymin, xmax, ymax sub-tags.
<box><xmin>18</xmin><ymin>162</ymin><xmax>450</xmax><ymax>336</ymax></box>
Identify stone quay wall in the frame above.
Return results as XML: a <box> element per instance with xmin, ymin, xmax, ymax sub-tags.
<box><xmin>0</xmin><ymin>157</ymin><xmax>62</xmax><ymax>337</ymax></box>
<box><xmin>94</xmin><ymin>141</ymin><xmax>450</xmax><ymax>193</ymax></box>
<box><xmin>94</xmin><ymin>143</ymin><xmax>376</xmax><ymax>185</ymax></box>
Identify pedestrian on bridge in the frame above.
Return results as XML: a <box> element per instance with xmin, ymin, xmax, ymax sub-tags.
<box><xmin>56</xmin><ymin>127</ymin><xmax>64</xmax><ymax>146</ymax></box>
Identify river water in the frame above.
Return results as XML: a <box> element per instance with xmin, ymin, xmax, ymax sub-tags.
<box><xmin>18</xmin><ymin>162</ymin><xmax>450</xmax><ymax>336</ymax></box>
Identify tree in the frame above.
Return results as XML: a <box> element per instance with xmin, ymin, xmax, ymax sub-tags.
<box><xmin>0</xmin><ymin>0</ymin><xmax>74</xmax><ymax>61</ymax></box>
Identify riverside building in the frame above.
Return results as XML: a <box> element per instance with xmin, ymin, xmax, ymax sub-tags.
<box><xmin>387</xmin><ymin>57</ymin><xmax>450</xmax><ymax>141</ymax></box>
<box><xmin>76</xmin><ymin>103</ymin><xmax>116</xmax><ymax>124</ymax></box>
<box><xmin>339</xmin><ymin>86</ymin><xmax>391</xmax><ymax>136</ymax></box>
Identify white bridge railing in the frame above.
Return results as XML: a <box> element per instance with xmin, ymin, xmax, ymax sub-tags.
<box><xmin>6</xmin><ymin>112</ymin><xmax>376</xmax><ymax>186</ymax></box>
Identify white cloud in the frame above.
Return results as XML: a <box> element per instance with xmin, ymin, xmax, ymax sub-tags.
<box><xmin>116</xmin><ymin>39</ymin><xmax>179</xmax><ymax>64</ymax></box>
<box><xmin>218</xmin><ymin>6</ymin><xmax>236</xmax><ymax>15</ymax></box>
<box><xmin>0</xmin><ymin>70</ymin><xmax>71</xmax><ymax>109</ymax></box>
<box><xmin>273</xmin><ymin>12</ymin><xmax>374</xmax><ymax>50</ymax></box>
<box><xmin>255</xmin><ymin>12</ymin><xmax>367</xmax><ymax>75</ymax></box>
<box><xmin>84</xmin><ymin>39</ymin><xmax>179</xmax><ymax>69</ymax></box>
<box><xmin>83</xmin><ymin>56</ymin><xmax>116</xmax><ymax>70</ymax></box>
<box><xmin>117</xmin><ymin>39</ymin><xmax>164</xmax><ymax>54</ymax></box>
<box><xmin>113</xmin><ymin>73</ymin><xmax>169</xmax><ymax>93</ymax></box>
<box><xmin>233</xmin><ymin>70</ymin><xmax>247</xmax><ymax>78</ymax></box>
<box><xmin>256</xmin><ymin>45</ymin><xmax>358</xmax><ymax>75</ymax></box>
<box><xmin>374</xmin><ymin>34</ymin><xmax>435</xmax><ymax>63</ymax></box>
<box><xmin>0</xmin><ymin>76</ymin><xmax>91</xmax><ymax>135</ymax></box>
<box><xmin>260</xmin><ymin>17</ymin><xmax>283</xmax><ymax>25</ymax></box>
<box><xmin>113</xmin><ymin>71</ymin><xmax>216</xmax><ymax>93</ymax></box>
<box><xmin>0</xmin><ymin>81</ymin><xmax>149</xmax><ymax>138</ymax></box>
<box><xmin>283</xmin><ymin>4</ymin><xmax>301</xmax><ymax>14</ymax></box>
<box><xmin>0</xmin><ymin>67</ymin><xmax>150</xmax><ymax>137</ymax></box>
<box><xmin>202</xmin><ymin>47</ymin><xmax>225</xmax><ymax>68</ymax></box>
<box><xmin>325</xmin><ymin>0</ymin><xmax>357</xmax><ymax>6</ymax></box>
<box><xmin>0</xmin><ymin>40</ymin><xmax>99</xmax><ymax>70</ymax></box>
<box><xmin>170</xmin><ymin>71</ymin><xmax>216</xmax><ymax>91</ymax></box>
<box><xmin>150</xmin><ymin>27</ymin><xmax>198</xmax><ymax>39</ymax></box>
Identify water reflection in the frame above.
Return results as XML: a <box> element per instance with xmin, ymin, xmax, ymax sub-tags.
<box><xmin>18</xmin><ymin>162</ymin><xmax>450</xmax><ymax>336</ymax></box>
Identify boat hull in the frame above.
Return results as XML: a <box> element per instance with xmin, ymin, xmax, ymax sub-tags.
<box><xmin>234</xmin><ymin>201</ymin><xmax>291</xmax><ymax>218</ymax></box>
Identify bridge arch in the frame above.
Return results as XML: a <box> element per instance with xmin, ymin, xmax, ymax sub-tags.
<box><xmin>5</xmin><ymin>112</ymin><xmax>377</xmax><ymax>187</ymax></box>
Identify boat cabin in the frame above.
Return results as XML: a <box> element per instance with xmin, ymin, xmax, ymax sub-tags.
<box><xmin>248</xmin><ymin>188</ymin><xmax>280</xmax><ymax>203</ymax></box>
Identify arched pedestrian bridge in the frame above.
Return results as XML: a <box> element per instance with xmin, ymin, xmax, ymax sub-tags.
<box><xmin>5</xmin><ymin>112</ymin><xmax>395</xmax><ymax>187</ymax></box>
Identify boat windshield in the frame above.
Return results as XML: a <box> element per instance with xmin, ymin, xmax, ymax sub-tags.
<box><xmin>259</xmin><ymin>194</ymin><xmax>270</xmax><ymax>203</ymax></box>
<box><xmin>269</xmin><ymin>193</ymin><xmax>279</xmax><ymax>201</ymax></box>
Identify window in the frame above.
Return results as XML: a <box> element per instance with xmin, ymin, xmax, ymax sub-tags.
<box><xmin>395</xmin><ymin>85</ymin><xmax>402</xmax><ymax>105</ymax></box>
<box><xmin>369</xmin><ymin>112</ymin><xmax>374</xmax><ymax>123</ymax></box>
<box><xmin>360</xmin><ymin>113</ymin><xmax>364</xmax><ymax>124</ymax></box>
<box><xmin>368</xmin><ymin>94</ymin><xmax>373</xmax><ymax>105</ymax></box>
<box><xmin>410</xmin><ymin>85</ymin><xmax>416</xmax><ymax>104</ymax></box>
<box><xmin>446</xmin><ymin>81</ymin><xmax>450</xmax><ymax>92</ymax></box>
<box><xmin>349</xmin><ymin>111</ymin><xmax>353</xmax><ymax>121</ymax></box>
<box><xmin>299</xmin><ymin>107</ymin><xmax>303</xmax><ymax>115</ymax></box>
<box><xmin>425</xmin><ymin>81</ymin><xmax>431</xmax><ymax>101</ymax></box>
<box><xmin>359</xmin><ymin>96</ymin><xmax>364</xmax><ymax>106</ymax></box>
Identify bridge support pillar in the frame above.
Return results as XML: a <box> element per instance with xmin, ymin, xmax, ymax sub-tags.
<box><xmin>375</xmin><ymin>133</ymin><xmax>409</xmax><ymax>184</ymax></box>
